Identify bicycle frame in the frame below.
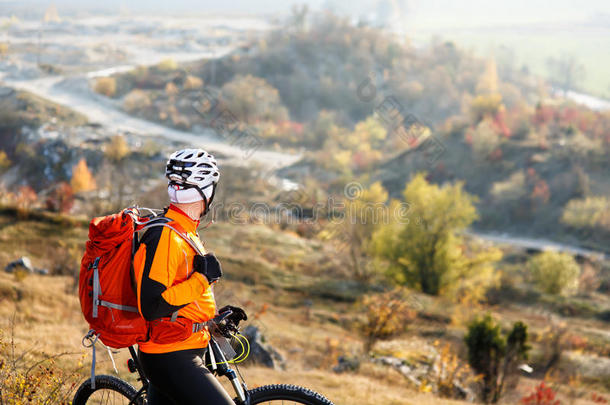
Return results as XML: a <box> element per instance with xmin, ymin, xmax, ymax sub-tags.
<box><xmin>125</xmin><ymin>336</ymin><xmax>250</xmax><ymax>405</ymax></box>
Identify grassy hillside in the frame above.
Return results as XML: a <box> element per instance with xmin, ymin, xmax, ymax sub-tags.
<box><xmin>1</xmin><ymin>210</ymin><xmax>609</xmax><ymax>404</ymax></box>
<box><xmin>94</xmin><ymin>14</ymin><xmax>610</xmax><ymax>250</ymax></box>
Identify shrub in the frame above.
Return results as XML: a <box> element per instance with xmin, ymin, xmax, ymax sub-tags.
<box><xmin>45</xmin><ymin>182</ymin><xmax>74</xmax><ymax>214</ymax></box>
<box><xmin>104</xmin><ymin>135</ymin><xmax>130</xmax><ymax>163</ymax></box>
<box><xmin>183</xmin><ymin>75</ymin><xmax>203</xmax><ymax>90</ymax></box>
<box><xmin>520</xmin><ymin>382</ymin><xmax>560</xmax><ymax>405</ymax></box>
<box><xmin>0</xmin><ymin>150</ymin><xmax>11</xmax><ymax>172</ymax></box>
<box><xmin>0</xmin><ymin>327</ymin><xmax>82</xmax><ymax>404</ymax></box>
<box><xmin>165</xmin><ymin>81</ymin><xmax>179</xmax><ymax>96</ymax></box>
<box><xmin>93</xmin><ymin>77</ymin><xmax>116</xmax><ymax>97</ymax></box>
<box><xmin>491</xmin><ymin>171</ymin><xmax>527</xmax><ymax>204</ymax></box>
<box><xmin>465</xmin><ymin>315</ymin><xmax>530</xmax><ymax>403</ymax></box>
<box><xmin>561</xmin><ymin>196</ymin><xmax>610</xmax><ymax>230</ymax></box>
<box><xmin>359</xmin><ymin>288</ymin><xmax>416</xmax><ymax>353</ymax></box>
<box><xmin>469</xmin><ymin>118</ymin><xmax>502</xmax><ymax>159</ymax></box>
<box><xmin>528</xmin><ymin>251</ymin><xmax>580</xmax><ymax>295</ymax></box>
<box><xmin>536</xmin><ymin>320</ymin><xmax>567</xmax><ymax>373</ymax></box>
<box><xmin>426</xmin><ymin>342</ymin><xmax>479</xmax><ymax>401</ymax></box>
<box><xmin>15</xmin><ymin>186</ymin><xmax>38</xmax><ymax>219</ymax></box>
<box><xmin>220</xmin><ymin>75</ymin><xmax>288</xmax><ymax>124</ymax></box>
<box><xmin>123</xmin><ymin>89</ymin><xmax>151</xmax><ymax>113</ymax></box>
<box><xmin>156</xmin><ymin>58</ymin><xmax>178</xmax><ymax>71</ymax></box>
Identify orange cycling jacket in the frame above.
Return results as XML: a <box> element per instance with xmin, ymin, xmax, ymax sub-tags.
<box><xmin>133</xmin><ymin>205</ymin><xmax>216</xmax><ymax>354</ymax></box>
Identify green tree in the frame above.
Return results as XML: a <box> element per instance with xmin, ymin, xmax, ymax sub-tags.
<box><xmin>371</xmin><ymin>173</ymin><xmax>501</xmax><ymax>297</ymax></box>
<box><xmin>528</xmin><ymin>251</ymin><xmax>580</xmax><ymax>295</ymax></box>
<box><xmin>465</xmin><ymin>315</ymin><xmax>530</xmax><ymax>403</ymax></box>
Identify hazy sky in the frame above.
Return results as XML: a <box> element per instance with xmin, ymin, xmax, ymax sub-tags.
<box><xmin>3</xmin><ymin>0</ymin><xmax>609</xmax><ymax>25</ymax></box>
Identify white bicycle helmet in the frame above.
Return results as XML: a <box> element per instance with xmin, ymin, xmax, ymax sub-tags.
<box><xmin>165</xmin><ymin>148</ymin><xmax>219</xmax><ymax>214</ymax></box>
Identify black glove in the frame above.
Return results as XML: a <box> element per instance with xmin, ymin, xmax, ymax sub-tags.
<box><xmin>218</xmin><ymin>305</ymin><xmax>248</xmax><ymax>326</ymax></box>
<box><xmin>193</xmin><ymin>253</ymin><xmax>222</xmax><ymax>284</ymax></box>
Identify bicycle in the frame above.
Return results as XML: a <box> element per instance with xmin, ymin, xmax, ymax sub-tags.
<box><xmin>72</xmin><ymin>312</ymin><xmax>334</xmax><ymax>405</ymax></box>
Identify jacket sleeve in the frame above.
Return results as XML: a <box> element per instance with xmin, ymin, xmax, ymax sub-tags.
<box><xmin>136</xmin><ymin>227</ymin><xmax>209</xmax><ymax>321</ymax></box>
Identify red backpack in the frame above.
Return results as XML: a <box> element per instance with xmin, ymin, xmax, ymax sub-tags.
<box><xmin>78</xmin><ymin>207</ymin><xmax>192</xmax><ymax>349</ymax></box>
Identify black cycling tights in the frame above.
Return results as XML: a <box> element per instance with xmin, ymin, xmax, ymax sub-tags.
<box><xmin>139</xmin><ymin>348</ymin><xmax>235</xmax><ymax>405</ymax></box>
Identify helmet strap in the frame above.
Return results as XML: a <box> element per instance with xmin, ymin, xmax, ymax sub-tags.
<box><xmin>195</xmin><ymin>183</ymin><xmax>217</xmax><ymax>217</ymax></box>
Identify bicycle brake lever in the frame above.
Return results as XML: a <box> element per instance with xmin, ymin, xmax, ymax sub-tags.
<box><xmin>213</xmin><ymin>310</ymin><xmax>233</xmax><ymax>324</ymax></box>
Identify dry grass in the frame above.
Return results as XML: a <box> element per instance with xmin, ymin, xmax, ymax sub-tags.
<box><xmin>0</xmin><ymin>213</ymin><xmax>609</xmax><ymax>404</ymax></box>
<box><xmin>226</xmin><ymin>366</ymin><xmax>468</xmax><ymax>405</ymax></box>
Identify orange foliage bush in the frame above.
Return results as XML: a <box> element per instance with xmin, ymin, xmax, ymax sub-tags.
<box><xmin>359</xmin><ymin>288</ymin><xmax>416</xmax><ymax>353</ymax></box>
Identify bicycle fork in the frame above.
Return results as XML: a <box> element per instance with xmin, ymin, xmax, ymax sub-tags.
<box><xmin>208</xmin><ymin>339</ymin><xmax>249</xmax><ymax>405</ymax></box>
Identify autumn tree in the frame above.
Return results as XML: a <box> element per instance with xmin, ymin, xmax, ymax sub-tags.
<box><xmin>105</xmin><ymin>135</ymin><xmax>130</xmax><ymax>163</ymax></box>
<box><xmin>220</xmin><ymin>75</ymin><xmax>288</xmax><ymax>124</ymax></box>
<box><xmin>319</xmin><ymin>182</ymin><xmax>390</xmax><ymax>281</ymax></box>
<box><xmin>71</xmin><ymin>158</ymin><xmax>96</xmax><ymax>193</ymax></box>
<box><xmin>371</xmin><ymin>173</ymin><xmax>501</xmax><ymax>297</ymax></box>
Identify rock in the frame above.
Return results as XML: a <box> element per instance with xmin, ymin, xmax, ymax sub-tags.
<box><xmin>333</xmin><ymin>356</ymin><xmax>360</xmax><ymax>373</ymax></box>
<box><xmin>373</xmin><ymin>356</ymin><xmax>422</xmax><ymax>387</ymax></box>
<box><xmin>5</xmin><ymin>257</ymin><xmax>34</xmax><ymax>273</ymax></box>
<box><xmin>34</xmin><ymin>268</ymin><xmax>50</xmax><ymax>275</ymax></box>
<box><xmin>242</xmin><ymin>325</ymin><xmax>285</xmax><ymax>370</ymax></box>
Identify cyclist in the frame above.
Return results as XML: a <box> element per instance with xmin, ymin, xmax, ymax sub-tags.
<box><xmin>133</xmin><ymin>148</ymin><xmax>247</xmax><ymax>405</ymax></box>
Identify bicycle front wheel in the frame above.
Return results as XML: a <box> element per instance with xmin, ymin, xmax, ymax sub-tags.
<box><xmin>246</xmin><ymin>384</ymin><xmax>334</xmax><ymax>405</ymax></box>
<box><xmin>72</xmin><ymin>375</ymin><xmax>144</xmax><ymax>405</ymax></box>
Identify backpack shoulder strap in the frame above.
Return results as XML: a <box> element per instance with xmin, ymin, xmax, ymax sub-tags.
<box><xmin>140</xmin><ymin>219</ymin><xmax>203</xmax><ymax>256</ymax></box>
